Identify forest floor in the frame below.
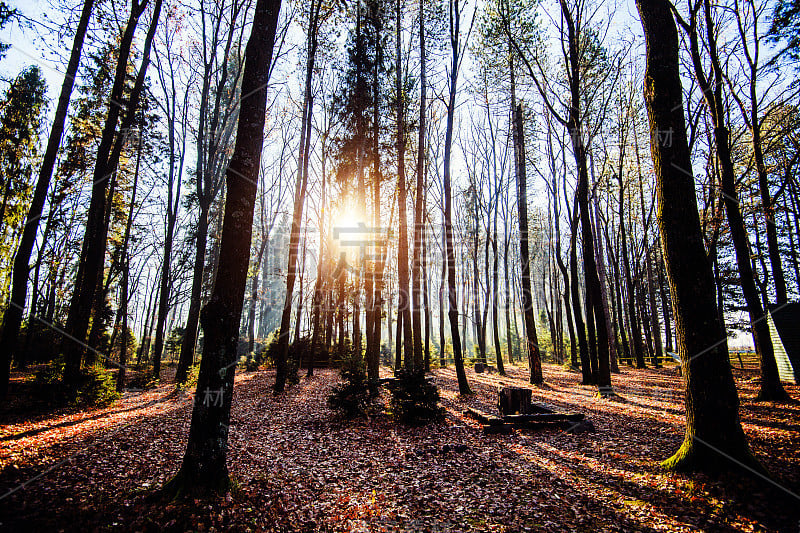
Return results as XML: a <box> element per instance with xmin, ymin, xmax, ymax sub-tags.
<box><xmin>1</xmin><ymin>362</ymin><xmax>799</xmax><ymax>532</ymax></box>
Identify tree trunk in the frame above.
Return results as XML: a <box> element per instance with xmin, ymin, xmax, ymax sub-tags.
<box><xmin>492</xmin><ymin>197</ymin><xmax>505</xmax><ymax>374</ymax></box>
<box><xmin>274</xmin><ymin>0</ymin><xmax>318</xmax><ymax>392</ymax></box>
<box><xmin>444</xmin><ymin>0</ymin><xmax>470</xmax><ymax>394</ymax></box>
<box><xmin>176</xmin><ymin>204</ymin><xmax>208</xmax><ymax>383</ymax></box>
<box><xmin>410</xmin><ymin>0</ymin><xmax>426</xmax><ymax>373</ymax></box>
<box><xmin>63</xmin><ymin>0</ymin><xmax>162</xmax><ymax>383</ymax></box>
<box><xmin>366</xmin><ymin>4</ymin><xmax>383</xmax><ymax>383</ymax></box>
<box><xmin>657</xmin><ymin>253</ymin><xmax>673</xmax><ymax>352</ymax></box>
<box><xmin>0</xmin><ymin>0</ymin><xmax>95</xmax><ymax>396</ymax></box>
<box><xmin>152</xmin><ymin>115</ymin><xmax>183</xmax><ymax>380</ymax></box>
<box><xmin>686</xmin><ymin>0</ymin><xmax>788</xmax><ymax>402</ymax></box>
<box><xmin>162</xmin><ymin>0</ymin><xmax>281</xmax><ymax>498</ymax></box>
<box><xmin>423</xmin><ymin>213</ymin><xmax>431</xmax><ymax>371</ymax></box>
<box><xmin>636</xmin><ymin>0</ymin><xmax>762</xmax><ymax>473</ymax></box>
<box><xmin>514</xmin><ymin>104</ymin><xmax>542</xmax><ymax>385</ymax></box>
<box><xmin>439</xmin><ymin>235</ymin><xmax>447</xmax><ymax>366</ymax></box>
<box><xmin>396</xmin><ymin>0</ymin><xmax>414</xmax><ymax>371</ymax></box>
<box><xmin>116</xmin><ymin>118</ymin><xmax>142</xmax><ymax>391</ymax></box>
<box><xmin>559</xmin><ymin>0</ymin><xmax>610</xmax><ymax>394</ymax></box>
<box><xmin>618</xmin><ymin>172</ymin><xmax>645</xmax><ymax>368</ymax></box>
<box><xmin>247</xmin><ymin>238</ymin><xmax>267</xmax><ymax>354</ymax></box>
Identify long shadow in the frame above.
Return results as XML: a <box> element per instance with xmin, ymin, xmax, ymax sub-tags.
<box><xmin>0</xmin><ymin>390</ymin><xmax>181</xmax><ymax>442</ymax></box>
<box><xmin>524</xmin><ymin>439</ymin><xmax>800</xmax><ymax>532</ymax></box>
<box><xmin>614</xmin><ymin>395</ymin><xmax>685</xmax><ymax>416</ymax></box>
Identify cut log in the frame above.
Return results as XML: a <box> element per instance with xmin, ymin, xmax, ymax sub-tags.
<box><xmin>474</xmin><ymin>362</ymin><xmax>484</xmax><ymax>373</ymax></box>
<box><xmin>463</xmin><ymin>407</ymin><xmax>504</xmax><ymax>426</ymax></box>
<box><xmin>498</xmin><ymin>387</ymin><xmax>533</xmax><ymax>415</ymax></box>
<box><xmin>503</xmin><ymin>412</ymin><xmax>584</xmax><ymax>424</ymax></box>
<box><xmin>483</xmin><ymin>424</ymin><xmax>513</xmax><ymax>435</ymax></box>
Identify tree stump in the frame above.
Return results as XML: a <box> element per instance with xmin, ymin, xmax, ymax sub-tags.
<box><xmin>474</xmin><ymin>362</ymin><xmax>485</xmax><ymax>373</ymax></box>
<box><xmin>498</xmin><ymin>387</ymin><xmax>533</xmax><ymax>416</ymax></box>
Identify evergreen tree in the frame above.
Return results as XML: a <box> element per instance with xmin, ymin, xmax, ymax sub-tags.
<box><xmin>0</xmin><ymin>67</ymin><xmax>47</xmax><ymax>293</ymax></box>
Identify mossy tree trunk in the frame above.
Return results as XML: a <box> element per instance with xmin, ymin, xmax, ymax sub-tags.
<box><xmin>636</xmin><ymin>0</ymin><xmax>763</xmax><ymax>473</ymax></box>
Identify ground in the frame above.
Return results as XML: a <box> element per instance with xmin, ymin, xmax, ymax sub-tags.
<box><xmin>1</xmin><ymin>363</ymin><xmax>798</xmax><ymax>532</ymax></box>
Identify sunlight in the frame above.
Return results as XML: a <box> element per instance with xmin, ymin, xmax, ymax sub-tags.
<box><xmin>332</xmin><ymin>197</ymin><xmax>367</xmax><ymax>230</ymax></box>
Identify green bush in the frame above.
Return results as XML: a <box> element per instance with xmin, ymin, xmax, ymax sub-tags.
<box><xmin>389</xmin><ymin>369</ymin><xmax>444</xmax><ymax>426</ymax></box>
<box><xmin>175</xmin><ymin>363</ymin><xmax>200</xmax><ymax>392</ymax></box>
<box><xmin>34</xmin><ymin>359</ymin><xmax>120</xmax><ymax>407</ymax></box>
<box><xmin>327</xmin><ymin>350</ymin><xmax>375</xmax><ymax>418</ymax></box>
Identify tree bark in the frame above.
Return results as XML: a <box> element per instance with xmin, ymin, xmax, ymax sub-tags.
<box><xmin>637</xmin><ymin>0</ymin><xmax>762</xmax><ymax>473</ymax></box>
<box><xmin>163</xmin><ymin>0</ymin><xmax>281</xmax><ymax>497</ymax></box>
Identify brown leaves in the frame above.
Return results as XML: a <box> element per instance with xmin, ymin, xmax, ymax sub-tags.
<box><xmin>0</xmin><ymin>364</ymin><xmax>798</xmax><ymax>532</ymax></box>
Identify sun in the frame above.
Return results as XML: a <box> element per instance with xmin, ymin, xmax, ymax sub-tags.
<box><xmin>333</xmin><ymin>200</ymin><xmax>365</xmax><ymax>230</ymax></box>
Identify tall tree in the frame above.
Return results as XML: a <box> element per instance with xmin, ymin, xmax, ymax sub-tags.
<box><xmin>678</xmin><ymin>0</ymin><xmax>789</xmax><ymax>402</ymax></box>
<box><xmin>274</xmin><ymin>0</ymin><xmax>321</xmax><ymax>392</ymax></box>
<box><xmin>443</xmin><ymin>0</ymin><xmax>473</xmax><ymax>395</ymax></box>
<box><xmin>513</xmin><ymin>104</ymin><xmax>542</xmax><ymax>384</ymax></box>
<box><xmin>176</xmin><ymin>0</ymin><xmax>250</xmax><ymax>384</ymax></box>
<box><xmin>163</xmin><ymin>0</ymin><xmax>282</xmax><ymax>497</ymax></box>
<box><xmin>411</xmin><ymin>0</ymin><xmax>427</xmax><ymax>373</ymax></box>
<box><xmin>0</xmin><ymin>0</ymin><xmax>94</xmax><ymax>398</ymax></box>
<box><xmin>151</xmin><ymin>12</ymin><xmax>188</xmax><ymax>379</ymax></box>
<box><xmin>395</xmin><ymin>0</ymin><xmax>415</xmax><ymax>370</ymax></box>
<box><xmin>636</xmin><ymin>0</ymin><xmax>762</xmax><ymax>473</ymax></box>
<box><xmin>61</xmin><ymin>0</ymin><xmax>163</xmax><ymax>384</ymax></box>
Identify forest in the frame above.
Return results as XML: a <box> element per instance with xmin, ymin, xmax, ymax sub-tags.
<box><xmin>0</xmin><ymin>0</ymin><xmax>799</xmax><ymax>530</ymax></box>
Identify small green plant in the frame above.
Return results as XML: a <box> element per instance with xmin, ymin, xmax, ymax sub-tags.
<box><xmin>389</xmin><ymin>369</ymin><xmax>444</xmax><ymax>426</ymax></box>
<box><xmin>34</xmin><ymin>359</ymin><xmax>120</xmax><ymax>407</ymax></box>
<box><xmin>327</xmin><ymin>351</ymin><xmax>375</xmax><ymax>418</ymax></box>
<box><xmin>175</xmin><ymin>364</ymin><xmax>200</xmax><ymax>392</ymax></box>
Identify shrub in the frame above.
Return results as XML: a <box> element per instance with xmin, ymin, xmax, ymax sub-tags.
<box><xmin>125</xmin><ymin>370</ymin><xmax>159</xmax><ymax>391</ymax></box>
<box><xmin>389</xmin><ymin>369</ymin><xmax>444</xmax><ymax>426</ymax></box>
<box><xmin>327</xmin><ymin>351</ymin><xmax>375</xmax><ymax>418</ymax></box>
<box><xmin>244</xmin><ymin>352</ymin><xmax>260</xmax><ymax>372</ymax></box>
<box><xmin>34</xmin><ymin>359</ymin><xmax>120</xmax><ymax>407</ymax></box>
<box><xmin>175</xmin><ymin>364</ymin><xmax>200</xmax><ymax>392</ymax></box>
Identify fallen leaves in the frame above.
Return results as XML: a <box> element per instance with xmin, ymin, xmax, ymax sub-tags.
<box><xmin>0</xmin><ymin>363</ymin><xmax>798</xmax><ymax>532</ymax></box>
